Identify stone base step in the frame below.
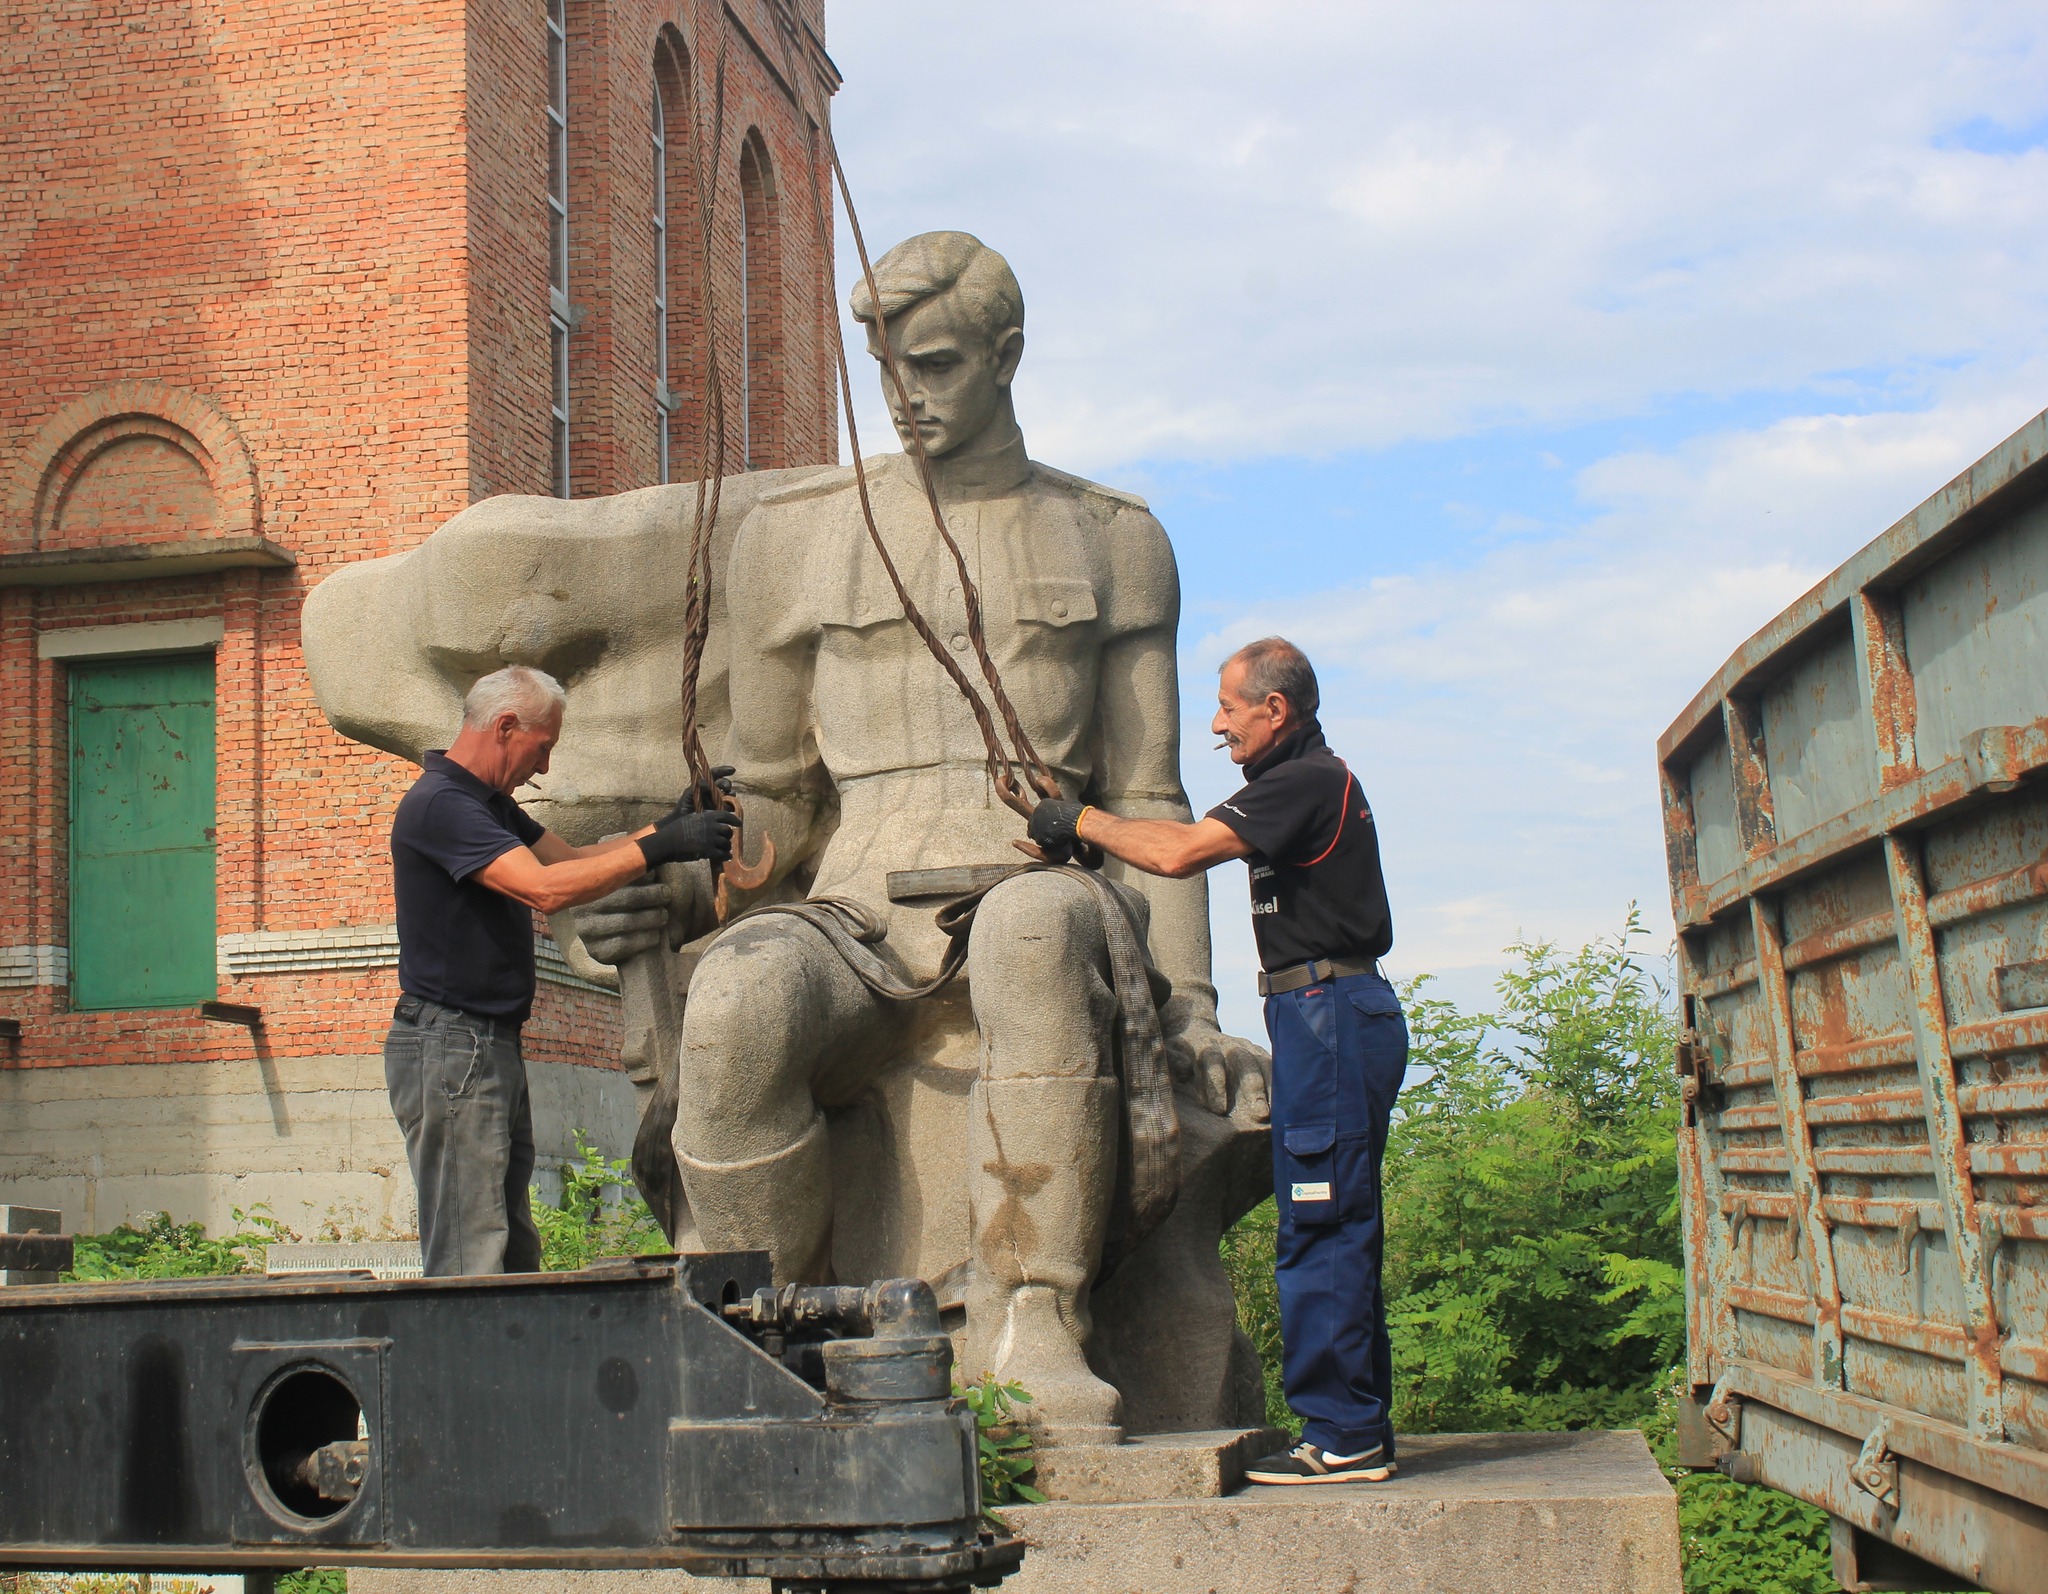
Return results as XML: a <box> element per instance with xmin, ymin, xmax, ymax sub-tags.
<box><xmin>350</xmin><ymin>1428</ymin><xmax>1679</xmax><ymax>1594</ymax></box>
<box><xmin>1032</xmin><ymin>1425</ymin><xmax>1290</xmax><ymax>1502</ymax></box>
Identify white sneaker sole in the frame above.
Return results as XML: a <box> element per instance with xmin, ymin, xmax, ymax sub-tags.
<box><xmin>1246</xmin><ymin>1460</ymin><xmax>1396</xmax><ymax>1485</ymax></box>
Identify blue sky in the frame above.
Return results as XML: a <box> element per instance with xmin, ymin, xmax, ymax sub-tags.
<box><xmin>825</xmin><ymin>2</ymin><xmax>2048</xmax><ymax>1039</ymax></box>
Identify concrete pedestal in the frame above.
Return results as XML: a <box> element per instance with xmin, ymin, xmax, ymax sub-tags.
<box><xmin>351</xmin><ymin>1428</ymin><xmax>1680</xmax><ymax>1594</ymax></box>
<box><xmin>1031</xmin><ymin>1427</ymin><xmax>1289</xmax><ymax>1503</ymax></box>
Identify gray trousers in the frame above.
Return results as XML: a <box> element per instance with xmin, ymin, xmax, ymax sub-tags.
<box><xmin>384</xmin><ymin>993</ymin><xmax>543</xmax><ymax>1276</ymax></box>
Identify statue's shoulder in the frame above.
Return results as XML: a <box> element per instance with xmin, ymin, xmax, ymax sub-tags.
<box><xmin>733</xmin><ymin>463</ymin><xmax>868</xmax><ymax>581</ymax></box>
<box><xmin>753</xmin><ymin>461</ymin><xmax>863</xmax><ymax>508</ymax></box>
<box><xmin>1029</xmin><ymin>462</ymin><xmax>1152</xmax><ymax>515</ymax></box>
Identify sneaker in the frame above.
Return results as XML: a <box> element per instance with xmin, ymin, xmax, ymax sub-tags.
<box><xmin>1244</xmin><ymin>1439</ymin><xmax>1395</xmax><ymax>1485</ymax></box>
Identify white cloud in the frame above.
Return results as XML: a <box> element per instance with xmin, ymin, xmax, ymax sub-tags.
<box><xmin>822</xmin><ymin>4</ymin><xmax>2048</xmax><ymax>1035</ymax></box>
<box><xmin>1186</xmin><ymin>378</ymin><xmax>2048</xmax><ymax>1023</ymax></box>
<box><xmin>831</xmin><ymin>3</ymin><xmax>2048</xmax><ymax>472</ymax></box>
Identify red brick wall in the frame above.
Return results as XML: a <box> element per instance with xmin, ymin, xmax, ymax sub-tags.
<box><xmin>0</xmin><ymin>0</ymin><xmax>836</xmax><ymax>1082</ymax></box>
<box><xmin>528</xmin><ymin>0</ymin><xmax>837</xmax><ymax>493</ymax></box>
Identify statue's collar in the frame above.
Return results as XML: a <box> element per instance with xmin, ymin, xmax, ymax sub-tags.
<box><xmin>887</xmin><ymin>433</ymin><xmax>1033</xmax><ymax>502</ymax></box>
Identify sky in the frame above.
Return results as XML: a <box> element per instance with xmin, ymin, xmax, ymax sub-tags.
<box><xmin>823</xmin><ymin>2</ymin><xmax>2048</xmax><ymax>1041</ymax></box>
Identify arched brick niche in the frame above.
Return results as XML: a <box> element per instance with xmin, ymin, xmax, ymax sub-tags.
<box><xmin>6</xmin><ymin>382</ymin><xmax>260</xmax><ymax>553</ymax></box>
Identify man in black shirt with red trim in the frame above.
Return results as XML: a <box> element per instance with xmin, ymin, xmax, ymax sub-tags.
<box><xmin>1029</xmin><ymin>637</ymin><xmax>1407</xmax><ymax>1485</ymax></box>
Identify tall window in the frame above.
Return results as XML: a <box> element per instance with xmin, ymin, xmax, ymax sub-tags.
<box><xmin>738</xmin><ymin>132</ymin><xmax>782</xmax><ymax>471</ymax></box>
<box><xmin>653</xmin><ymin>32</ymin><xmax>705</xmax><ymax>479</ymax></box>
<box><xmin>546</xmin><ymin>0</ymin><xmax>570</xmax><ymax>496</ymax></box>
<box><xmin>651</xmin><ymin>83</ymin><xmax>672</xmax><ymax>483</ymax></box>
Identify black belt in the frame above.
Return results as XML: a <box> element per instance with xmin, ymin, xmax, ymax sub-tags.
<box><xmin>393</xmin><ymin>992</ymin><xmax>523</xmax><ymax>1038</ymax></box>
<box><xmin>1257</xmin><ymin>956</ymin><xmax>1381</xmax><ymax>997</ymax></box>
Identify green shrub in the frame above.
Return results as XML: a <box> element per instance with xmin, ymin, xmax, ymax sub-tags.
<box><xmin>64</xmin><ymin>1209</ymin><xmax>294</xmax><ymax>1281</ymax></box>
<box><xmin>956</xmin><ymin>1373</ymin><xmax>1044</xmax><ymax>1522</ymax></box>
<box><xmin>1636</xmin><ymin>1372</ymin><xmax>1835</xmax><ymax>1594</ymax></box>
<box><xmin>1220</xmin><ymin>915</ymin><xmax>1845</xmax><ymax>1589</ymax></box>
<box><xmin>531</xmin><ymin>1131</ymin><xmax>669</xmax><ymax>1271</ymax></box>
<box><xmin>276</xmin><ymin>1572</ymin><xmax>347</xmax><ymax>1594</ymax></box>
<box><xmin>1384</xmin><ymin>916</ymin><xmax>1683</xmax><ymax>1432</ymax></box>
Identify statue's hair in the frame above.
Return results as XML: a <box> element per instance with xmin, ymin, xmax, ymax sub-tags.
<box><xmin>462</xmin><ymin>664</ymin><xmax>566</xmax><ymax>731</ymax></box>
<box><xmin>1222</xmin><ymin>637</ymin><xmax>1320</xmax><ymax>720</ymax></box>
<box><xmin>849</xmin><ymin>231</ymin><xmax>1024</xmax><ymax>341</ymax></box>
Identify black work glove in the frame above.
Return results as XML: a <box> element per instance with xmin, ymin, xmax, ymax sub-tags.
<box><xmin>1028</xmin><ymin>799</ymin><xmax>1087</xmax><ymax>863</ymax></box>
<box><xmin>656</xmin><ymin>766</ymin><xmax>735</xmax><ymax>827</ymax></box>
<box><xmin>637</xmin><ymin>808</ymin><xmax>739</xmax><ymax>869</ymax></box>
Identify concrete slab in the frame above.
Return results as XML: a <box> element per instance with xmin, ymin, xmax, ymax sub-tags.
<box><xmin>0</xmin><ymin>1055</ymin><xmax>634</xmax><ymax>1236</ymax></box>
<box><xmin>351</xmin><ymin>1428</ymin><xmax>1680</xmax><ymax>1594</ymax></box>
<box><xmin>1032</xmin><ymin>1426</ymin><xmax>1289</xmax><ymax>1502</ymax></box>
<box><xmin>1003</xmin><ymin>1429</ymin><xmax>1681</xmax><ymax>1593</ymax></box>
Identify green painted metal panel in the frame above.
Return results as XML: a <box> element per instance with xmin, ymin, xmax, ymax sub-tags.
<box><xmin>69</xmin><ymin>655</ymin><xmax>217</xmax><ymax>1009</ymax></box>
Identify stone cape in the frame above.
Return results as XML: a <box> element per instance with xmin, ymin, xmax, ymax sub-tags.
<box><xmin>303</xmin><ymin>460</ymin><xmax>1275</xmax><ymax>1438</ymax></box>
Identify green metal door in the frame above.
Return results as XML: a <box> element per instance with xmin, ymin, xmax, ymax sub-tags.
<box><xmin>69</xmin><ymin>655</ymin><xmax>217</xmax><ymax>1009</ymax></box>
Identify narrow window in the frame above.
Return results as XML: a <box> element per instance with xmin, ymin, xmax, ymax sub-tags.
<box><xmin>69</xmin><ymin>656</ymin><xmax>218</xmax><ymax>1009</ymax></box>
<box><xmin>652</xmin><ymin>82</ymin><xmax>671</xmax><ymax>483</ymax></box>
<box><xmin>546</xmin><ymin>0</ymin><xmax>571</xmax><ymax>496</ymax></box>
<box><xmin>654</xmin><ymin>32</ymin><xmax>706</xmax><ymax>477</ymax></box>
<box><xmin>737</xmin><ymin>188</ymin><xmax>750</xmax><ymax>471</ymax></box>
<box><xmin>738</xmin><ymin>133</ymin><xmax>783</xmax><ymax>471</ymax></box>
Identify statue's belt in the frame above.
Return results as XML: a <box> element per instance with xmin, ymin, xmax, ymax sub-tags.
<box><xmin>730</xmin><ymin>865</ymin><xmax>1182</xmax><ymax>1267</ymax></box>
<box><xmin>882</xmin><ymin>864</ymin><xmax>1020</xmax><ymax>902</ymax></box>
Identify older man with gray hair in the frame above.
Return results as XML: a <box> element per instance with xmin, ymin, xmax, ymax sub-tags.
<box><xmin>1030</xmin><ymin>637</ymin><xmax>1405</xmax><ymax>1485</ymax></box>
<box><xmin>386</xmin><ymin>664</ymin><xmax>737</xmax><ymax>1275</ymax></box>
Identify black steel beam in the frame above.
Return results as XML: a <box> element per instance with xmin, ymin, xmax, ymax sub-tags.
<box><xmin>0</xmin><ymin>1255</ymin><xmax>1021</xmax><ymax>1591</ymax></box>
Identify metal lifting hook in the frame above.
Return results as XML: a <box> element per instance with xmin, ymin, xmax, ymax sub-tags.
<box><xmin>710</xmin><ymin>785</ymin><xmax>774</xmax><ymax>922</ymax></box>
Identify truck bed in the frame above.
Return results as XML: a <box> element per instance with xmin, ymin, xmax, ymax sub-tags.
<box><xmin>1662</xmin><ymin>408</ymin><xmax>2048</xmax><ymax>1593</ymax></box>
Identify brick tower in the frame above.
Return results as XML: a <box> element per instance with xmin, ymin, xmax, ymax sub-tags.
<box><xmin>0</xmin><ymin>0</ymin><xmax>838</xmax><ymax>1235</ymax></box>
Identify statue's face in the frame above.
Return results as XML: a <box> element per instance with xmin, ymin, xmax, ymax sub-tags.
<box><xmin>865</xmin><ymin>291</ymin><xmax>1023</xmax><ymax>457</ymax></box>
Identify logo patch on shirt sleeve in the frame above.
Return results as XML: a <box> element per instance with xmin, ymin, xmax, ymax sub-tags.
<box><xmin>1290</xmin><ymin>1181</ymin><xmax>1332</xmax><ymax>1202</ymax></box>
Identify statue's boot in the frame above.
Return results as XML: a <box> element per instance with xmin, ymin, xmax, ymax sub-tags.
<box><xmin>966</xmin><ymin>1075</ymin><xmax>1124</xmax><ymax>1445</ymax></box>
<box><xmin>677</xmin><ymin>1111</ymin><xmax>832</xmax><ymax>1284</ymax></box>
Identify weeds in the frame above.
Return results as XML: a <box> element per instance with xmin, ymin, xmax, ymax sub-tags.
<box><xmin>956</xmin><ymin>1373</ymin><xmax>1044</xmax><ymax>1523</ymax></box>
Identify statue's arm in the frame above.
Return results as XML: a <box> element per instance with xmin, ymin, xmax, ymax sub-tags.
<box><xmin>1094</xmin><ymin>626</ymin><xmax>1219</xmax><ymax>1028</ymax></box>
<box><xmin>1088</xmin><ymin>509</ymin><xmax>1217</xmax><ymax>1027</ymax></box>
<box><xmin>1090</xmin><ymin>506</ymin><xmax>1270</xmax><ymax>1120</ymax></box>
<box><xmin>718</xmin><ymin>507</ymin><xmax>830</xmax><ymax>906</ymax></box>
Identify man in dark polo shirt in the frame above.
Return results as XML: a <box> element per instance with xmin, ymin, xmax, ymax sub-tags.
<box><xmin>1028</xmin><ymin>636</ymin><xmax>1406</xmax><ymax>1484</ymax></box>
<box><xmin>389</xmin><ymin>664</ymin><xmax>737</xmax><ymax>1276</ymax></box>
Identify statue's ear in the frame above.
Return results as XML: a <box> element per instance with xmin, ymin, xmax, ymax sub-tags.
<box><xmin>993</xmin><ymin>325</ymin><xmax>1025</xmax><ymax>387</ymax></box>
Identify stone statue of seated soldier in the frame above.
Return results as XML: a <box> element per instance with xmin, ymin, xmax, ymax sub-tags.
<box><xmin>304</xmin><ymin>231</ymin><xmax>1273</xmax><ymax>1445</ymax></box>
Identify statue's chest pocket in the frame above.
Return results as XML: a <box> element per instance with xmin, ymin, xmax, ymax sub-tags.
<box><xmin>1012</xmin><ymin>577</ymin><xmax>1098</xmax><ymax>636</ymax></box>
<box><xmin>819</xmin><ymin>573</ymin><xmax>907</xmax><ymax>637</ymax></box>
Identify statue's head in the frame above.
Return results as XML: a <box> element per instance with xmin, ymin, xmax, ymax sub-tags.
<box><xmin>850</xmin><ymin>231</ymin><xmax>1024</xmax><ymax>457</ymax></box>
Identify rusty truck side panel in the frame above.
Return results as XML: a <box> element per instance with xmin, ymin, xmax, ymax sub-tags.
<box><xmin>1662</xmin><ymin>410</ymin><xmax>2048</xmax><ymax>1592</ymax></box>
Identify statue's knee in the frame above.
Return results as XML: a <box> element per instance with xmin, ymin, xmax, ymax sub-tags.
<box><xmin>971</xmin><ymin>874</ymin><xmax>1106</xmax><ymax>984</ymax></box>
<box><xmin>970</xmin><ymin>876</ymin><xmax>1116</xmax><ymax>1077</ymax></box>
<box><xmin>678</xmin><ymin>931</ymin><xmax>815</xmax><ymax>1140</ymax></box>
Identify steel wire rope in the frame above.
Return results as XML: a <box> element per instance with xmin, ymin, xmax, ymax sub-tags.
<box><xmin>671</xmin><ymin>34</ymin><xmax>775</xmax><ymax>906</ymax></box>
<box><xmin>764</xmin><ymin>1</ymin><xmax>1060</xmax><ymax>821</ymax></box>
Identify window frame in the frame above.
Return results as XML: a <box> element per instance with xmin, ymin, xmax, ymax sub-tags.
<box><xmin>546</xmin><ymin>0</ymin><xmax>571</xmax><ymax>497</ymax></box>
<box><xmin>652</xmin><ymin>80</ymin><xmax>674</xmax><ymax>484</ymax></box>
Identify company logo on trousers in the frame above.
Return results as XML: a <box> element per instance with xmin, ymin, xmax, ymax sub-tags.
<box><xmin>1291</xmin><ymin>1182</ymin><xmax>1331</xmax><ymax>1202</ymax></box>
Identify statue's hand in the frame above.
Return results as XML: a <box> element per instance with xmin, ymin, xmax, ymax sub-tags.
<box><xmin>1165</xmin><ymin>1014</ymin><xmax>1271</xmax><ymax>1123</ymax></box>
<box><xmin>569</xmin><ymin>880</ymin><xmax>676</xmax><ymax>968</ymax></box>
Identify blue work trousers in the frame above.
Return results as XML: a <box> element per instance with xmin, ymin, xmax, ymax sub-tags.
<box><xmin>1264</xmin><ymin>969</ymin><xmax>1408</xmax><ymax>1457</ymax></box>
<box><xmin>384</xmin><ymin>993</ymin><xmax>543</xmax><ymax>1277</ymax></box>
